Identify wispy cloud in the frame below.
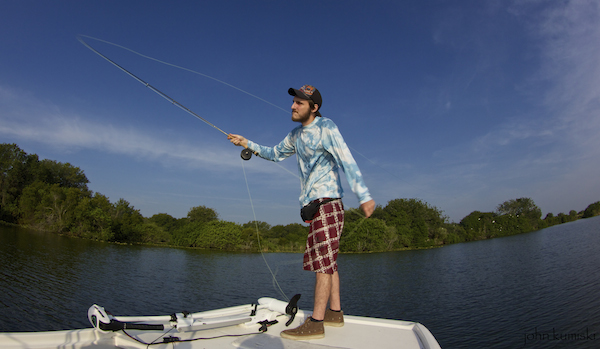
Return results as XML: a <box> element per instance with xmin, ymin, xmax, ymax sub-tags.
<box><xmin>0</xmin><ymin>85</ymin><xmax>295</xmax><ymax>176</ymax></box>
<box><xmin>535</xmin><ymin>0</ymin><xmax>600</xmax><ymax>154</ymax></box>
<box><xmin>448</xmin><ymin>1</ymin><xmax>599</xmax><ymax>162</ymax></box>
<box><xmin>421</xmin><ymin>1</ymin><xmax>600</xmax><ymax>218</ymax></box>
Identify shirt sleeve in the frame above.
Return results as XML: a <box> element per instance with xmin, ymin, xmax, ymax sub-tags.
<box><xmin>322</xmin><ymin>121</ymin><xmax>372</xmax><ymax>205</ymax></box>
<box><xmin>247</xmin><ymin>131</ymin><xmax>296</xmax><ymax>162</ymax></box>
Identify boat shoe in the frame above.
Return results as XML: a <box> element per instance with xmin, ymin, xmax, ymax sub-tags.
<box><xmin>324</xmin><ymin>309</ymin><xmax>344</xmax><ymax>327</ymax></box>
<box><xmin>280</xmin><ymin>317</ymin><xmax>325</xmax><ymax>340</ymax></box>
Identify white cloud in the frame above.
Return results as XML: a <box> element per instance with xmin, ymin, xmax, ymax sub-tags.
<box><xmin>448</xmin><ymin>1</ymin><xmax>600</xmax><ymax>161</ymax></box>
<box><xmin>527</xmin><ymin>1</ymin><xmax>600</xmax><ymax>133</ymax></box>
<box><xmin>413</xmin><ymin>1</ymin><xmax>600</xmax><ymax>221</ymax></box>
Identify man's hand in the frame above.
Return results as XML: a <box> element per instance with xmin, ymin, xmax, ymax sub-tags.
<box><xmin>228</xmin><ymin>134</ymin><xmax>248</xmax><ymax>148</ymax></box>
<box><xmin>360</xmin><ymin>199</ymin><xmax>375</xmax><ymax>218</ymax></box>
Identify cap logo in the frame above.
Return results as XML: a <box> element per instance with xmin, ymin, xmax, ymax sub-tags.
<box><xmin>299</xmin><ymin>85</ymin><xmax>316</xmax><ymax>96</ymax></box>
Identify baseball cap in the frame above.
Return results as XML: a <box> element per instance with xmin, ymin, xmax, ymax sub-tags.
<box><xmin>288</xmin><ymin>85</ymin><xmax>322</xmax><ymax>116</ymax></box>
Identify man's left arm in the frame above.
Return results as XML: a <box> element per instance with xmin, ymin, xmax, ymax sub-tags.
<box><xmin>323</xmin><ymin>123</ymin><xmax>375</xmax><ymax>217</ymax></box>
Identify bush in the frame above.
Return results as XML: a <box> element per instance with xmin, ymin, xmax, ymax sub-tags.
<box><xmin>341</xmin><ymin>218</ymin><xmax>393</xmax><ymax>252</ymax></box>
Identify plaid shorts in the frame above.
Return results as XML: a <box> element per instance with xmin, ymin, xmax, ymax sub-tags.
<box><xmin>303</xmin><ymin>199</ymin><xmax>344</xmax><ymax>274</ymax></box>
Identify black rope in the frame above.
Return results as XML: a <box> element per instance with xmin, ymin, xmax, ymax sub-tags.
<box><xmin>121</xmin><ymin>328</ymin><xmax>265</xmax><ymax>346</ymax></box>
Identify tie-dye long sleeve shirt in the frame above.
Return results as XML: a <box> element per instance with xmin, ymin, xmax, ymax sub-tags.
<box><xmin>247</xmin><ymin>117</ymin><xmax>372</xmax><ymax>208</ymax></box>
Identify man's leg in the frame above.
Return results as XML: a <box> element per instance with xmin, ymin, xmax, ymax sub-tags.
<box><xmin>329</xmin><ymin>271</ymin><xmax>341</xmax><ymax>311</ymax></box>
<box><xmin>312</xmin><ymin>272</ymin><xmax>332</xmax><ymax>320</ymax></box>
<box><xmin>281</xmin><ymin>271</ymin><xmax>331</xmax><ymax>340</ymax></box>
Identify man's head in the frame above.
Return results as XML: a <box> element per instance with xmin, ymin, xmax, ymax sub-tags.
<box><xmin>288</xmin><ymin>85</ymin><xmax>322</xmax><ymax>117</ymax></box>
<box><xmin>290</xmin><ymin>96</ymin><xmax>316</xmax><ymax>125</ymax></box>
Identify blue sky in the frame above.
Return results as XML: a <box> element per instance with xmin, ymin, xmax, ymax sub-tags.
<box><xmin>1</xmin><ymin>0</ymin><xmax>599</xmax><ymax>226</ymax></box>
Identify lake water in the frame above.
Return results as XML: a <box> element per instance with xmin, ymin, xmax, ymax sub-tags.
<box><xmin>1</xmin><ymin>216</ymin><xmax>599</xmax><ymax>348</ymax></box>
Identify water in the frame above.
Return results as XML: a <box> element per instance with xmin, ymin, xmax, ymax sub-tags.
<box><xmin>1</xmin><ymin>217</ymin><xmax>599</xmax><ymax>348</ymax></box>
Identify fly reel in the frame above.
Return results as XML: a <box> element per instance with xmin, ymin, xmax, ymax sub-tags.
<box><xmin>241</xmin><ymin>148</ymin><xmax>254</xmax><ymax>161</ymax></box>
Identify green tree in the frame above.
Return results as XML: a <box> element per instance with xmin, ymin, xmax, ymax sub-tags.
<box><xmin>240</xmin><ymin>221</ymin><xmax>273</xmax><ymax>250</ymax></box>
<box><xmin>18</xmin><ymin>181</ymin><xmax>53</xmax><ymax>229</ymax></box>
<box><xmin>171</xmin><ymin>222</ymin><xmax>197</xmax><ymax>247</ymax></box>
<box><xmin>149</xmin><ymin>213</ymin><xmax>181</xmax><ymax>233</ymax></box>
<box><xmin>17</xmin><ymin>181</ymin><xmax>88</xmax><ymax>232</ymax></box>
<box><xmin>240</xmin><ymin>225</ymin><xmax>258</xmax><ymax>250</ymax></box>
<box><xmin>243</xmin><ymin>221</ymin><xmax>271</xmax><ymax>236</ymax></box>
<box><xmin>496</xmin><ymin>197</ymin><xmax>536</xmax><ymax>216</ymax></box>
<box><xmin>0</xmin><ymin>144</ymin><xmax>38</xmax><ymax>222</ymax></box>
<box><xmin>341</xmin><ymin>218</ymin><xmax>393</xmax><ymax>252</ymax></box>
<box><xmin>583</xmin><ymin>201</ymin><xmax>600</xmax><ymax>218</ymax></box>
<box><xmin>135</xmin><ymin>221</ymin><xmax>171</xmax><ymax>244</ymax></box>
<box><xmin>72</xmin><ymin>192</ymin><xmax>114</xmax><ymax>240</ymax></box>
<box><xmin>186</xmin><ymin>220</ymin><xmax>242</xmax><ymax>249</ymax></box>
<box><xmin>33</xmin><ymin>159</ymin><xmax>89</xmax><ymax>190</ymax></box>
<box><xmin>380</xmin><ymin>198</ymin><xmax>447</xmax><ymax>246</ymax></box>
<box><xmin>496</xmin><ymin>197</ymin><xmax>542</xmax><ymax>230</ymax></box>
<box><xmin>270</xmin><ymin>223</ymin><xmax>307</xmax><ymax>251</ymax></box>
<box><xmin>43</xmin><ymin>185</ymin><xmax>87</xmax><ymax>233</ymax></box>
<box><xmin>460</xmin><ymin>211</ymin><xmax>499</xmax><ymax>240</ymax></box>
<box><xmin>544</xmin><ymin>212</ymin><xmax>559</xmax><ymax>226</ymax></box>
<box><xmin>493</xmin><ymin>213</ymin><xmax>528</xmax><ymax>236</ymax></box>
<box><xmin>444</xmin><ymin>224</ymin><xmax>467</xmax><ymax>244</ymax></box>
<box><xmin>187</xmin><ymin>205</ymin><xmax>218</xmax><ymax>224</ymax></box>
<box><xmin>111</xmin><ymin>199</ymin><xmax>144</xmax><ymax>242</ymax></box>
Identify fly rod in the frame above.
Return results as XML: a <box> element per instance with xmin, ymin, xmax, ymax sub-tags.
<box><xmin>77</xmin><ymin>35</ymin><xmax>255</xmax><ymax>160</ymax></box>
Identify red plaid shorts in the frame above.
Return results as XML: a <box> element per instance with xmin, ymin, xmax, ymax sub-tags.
<box><xmin>303</xmin><ymin>199</ymin><xmax>344</xmax><ymax>274</ymax></box>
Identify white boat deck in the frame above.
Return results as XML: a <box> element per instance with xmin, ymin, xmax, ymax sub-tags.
<box><xmin>0</xmin><ymin>298</ymin><xmax>440</xmax><ymax>349</ymax></box>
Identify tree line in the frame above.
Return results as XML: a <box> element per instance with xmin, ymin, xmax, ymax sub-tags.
<box><xmin>2</xmin><ymin>143</ymin><xmax>599</xmax><ymax>252</ymax></box>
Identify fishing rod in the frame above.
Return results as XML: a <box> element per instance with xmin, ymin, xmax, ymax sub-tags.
<box><xmin>79</xmin><ymin>35</ymin><xmax>289</xmax><ymax>301</ymax></box>
<box><xmin>77</xmin><ymin>36</ymin><xmax>396</xmax><ymax>188</ymax></box>
<box><xmin>77</xmin><ymin>35</ymin><xmax>256</xmax><ymax>160</ymax></box>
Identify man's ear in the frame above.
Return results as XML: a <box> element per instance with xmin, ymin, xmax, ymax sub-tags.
<box><xmin>312</xmin><ymin>104</ymin><xmax>319</xmax><ymax>114</ymax></box>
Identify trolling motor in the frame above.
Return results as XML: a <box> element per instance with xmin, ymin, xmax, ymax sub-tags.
<box><xmin>88</xmin><ymin>304</ymin><xmax>164</xmax><ymax>332</ymax></box>
<box><xmin>254</xmin><ymin>295</ymin><xmax>303</xmax><ymax>332</ymax></box>
<box><xmin>285</xmin><ymin>294</ymin><xmax>302</xmax><ymax>327</ymax></box>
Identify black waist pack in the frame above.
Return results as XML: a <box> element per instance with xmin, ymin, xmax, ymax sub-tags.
<box><xmin>300</xmin><ymin>198</ymin><xmax>337</xmax><ymax>223</ymax></box>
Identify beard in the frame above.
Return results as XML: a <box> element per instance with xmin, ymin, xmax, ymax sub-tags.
<box><xmin>291</xmin><ymin>108</ymin><xmax>311</xmax><ymax>124</ymax></box>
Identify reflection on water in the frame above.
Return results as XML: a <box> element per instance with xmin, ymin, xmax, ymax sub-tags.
<box><xmin>1</xmin><ymin>217</ymin><xmax>600</xmax><ymax>348</ymax></box>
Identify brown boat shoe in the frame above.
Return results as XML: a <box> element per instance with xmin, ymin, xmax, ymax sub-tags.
<box><xmin>324</xmin><ymin>308</ymin><xmax>344</xmax><ymax>327</ymax></box>
<box><xmin>280</xmin><ymin>317</ymin><xmax>325</xmax><ymax>340</ymax></box>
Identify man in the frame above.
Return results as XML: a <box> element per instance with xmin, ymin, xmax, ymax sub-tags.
<box><xmin>228</xmin><ymin>85</ymin><xmax>375</xmax><ymax>340</ymax></box>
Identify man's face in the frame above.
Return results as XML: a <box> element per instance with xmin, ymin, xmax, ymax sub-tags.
<box><xmin>291</xmin><ymin>97</ymin><xmax>315</xmax><ymax>125</ymax></box>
